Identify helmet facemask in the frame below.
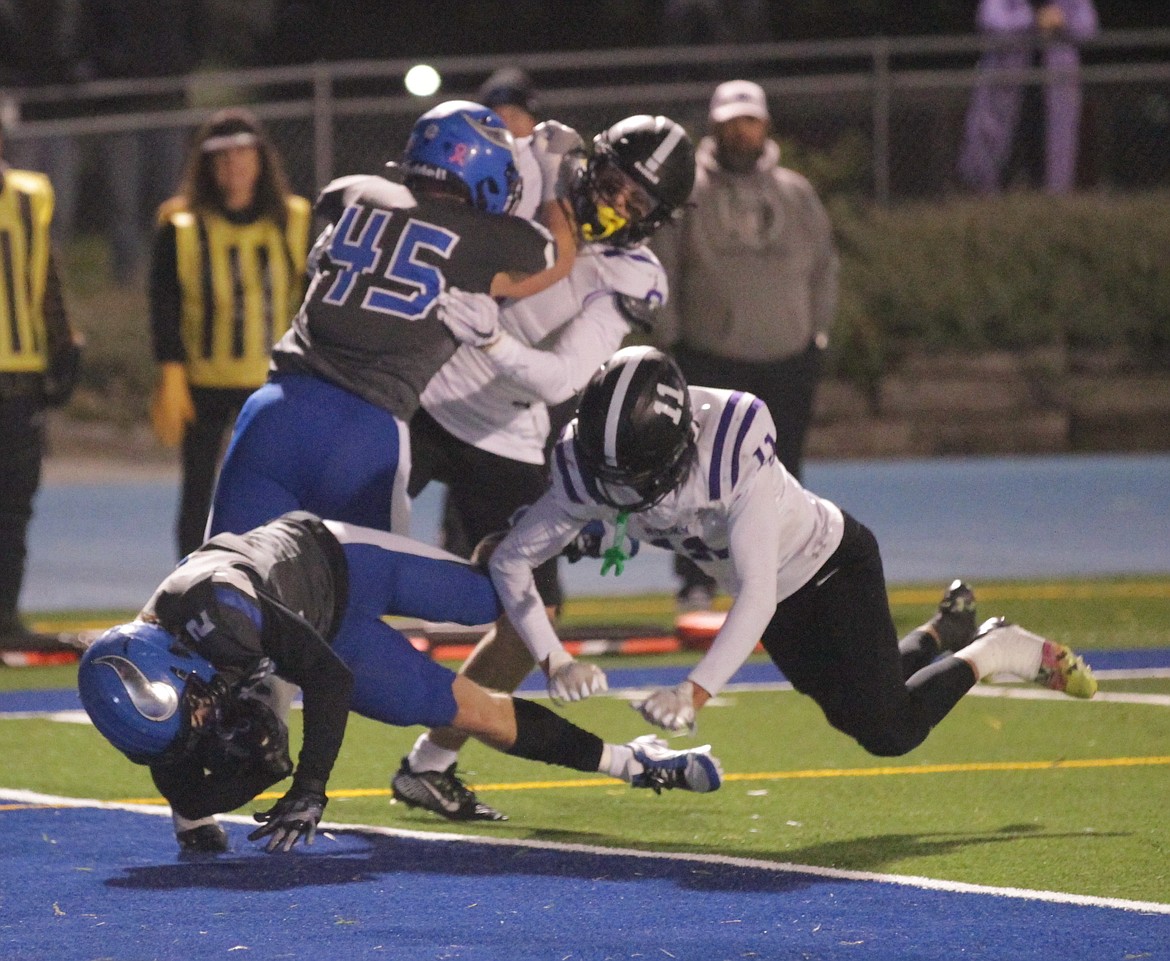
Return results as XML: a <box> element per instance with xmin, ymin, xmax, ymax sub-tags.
<box><xmin>179</xmin><ymin>676</ymin><xmax>292</xmax><ymax>781</ymax></box>
<box><xmin>570</xmin><ymin>152</ymin><xmax>666</xmax><ymax>248</ymax></box>
<box><xmin>589</xmin><ymin>429</ymin><xmax>696</xmax><ymax>512</ymax></box>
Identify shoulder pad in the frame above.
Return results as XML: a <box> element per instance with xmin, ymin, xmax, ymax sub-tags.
<box><xmin>596</xmin><ymin>245</ymin><xmax>666</xmax><ymax>299</ymax></box>
<box><xmin>597</xmin><ymin>246</ymin><xmax>667</xmax><ymax>333</ymax></box>
<box><xmin>616</xmin><ymin>293</ymin><xmax>661</xmax><ymax>333</ymax></box>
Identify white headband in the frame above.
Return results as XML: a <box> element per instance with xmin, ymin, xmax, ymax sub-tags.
<box><xmin>201</xmin><ymin>131</ymin><xmax>260</xmax><ymax>153</ymax></box>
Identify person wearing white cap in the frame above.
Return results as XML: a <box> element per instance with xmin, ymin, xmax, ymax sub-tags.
<box><xmin>652</xmin><ymin>79</ymin><xmax>839</xmax><ymax>612</ymax></box>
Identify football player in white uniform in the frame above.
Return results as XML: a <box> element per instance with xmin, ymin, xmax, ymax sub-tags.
<box><xmin>490</xmin><ymin>346</ymin><xmax>1098</xmax><ymax>763</ymax></box>
<box><xmin>395</xmin><ymin>116</ymin><xmax>696</xmax><ymax>820</ymax></box>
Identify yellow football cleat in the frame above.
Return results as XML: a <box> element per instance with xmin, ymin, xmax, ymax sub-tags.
<box><xmin>1037</xmin><ymin>640</ymin><xmax>1098</xmax><ymax>699</ymax></box>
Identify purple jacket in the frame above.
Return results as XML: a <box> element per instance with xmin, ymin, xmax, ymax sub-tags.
<box><xmin>958</xmin><ymin>0</ymin><xmax>1099</xmax><ymax>194</ymax></box>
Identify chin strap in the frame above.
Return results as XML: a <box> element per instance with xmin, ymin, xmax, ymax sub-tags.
<box><xmin>600</xmin><ymin>511</ymin><xmax>631</xmax><ymax>576</ymax></box>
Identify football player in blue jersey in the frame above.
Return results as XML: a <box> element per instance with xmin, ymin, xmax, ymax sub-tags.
<box><xmin>205</xmin><ymin>100</ymin><xmax>557</xmax><ymax>543</ymax></box>
<box><xmin>77</xmin><ymin>511</ymin><xmax>723</xmax><ymax>854</ymax></box>
<box><xmin>489</xmin><ymin>346</ymin><xmax>1098</xmax><ymax>759</ymax></box>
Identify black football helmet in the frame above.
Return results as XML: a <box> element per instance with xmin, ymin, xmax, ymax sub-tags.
<box><xmin>575</xmin><ymin>346</ymin><xmax>695</xmax><ymax>511</ymax></box>
<box><xmin>567</xmin><ymin>115</ymin><xmax>695</xmax><ymax>247</ymax></box>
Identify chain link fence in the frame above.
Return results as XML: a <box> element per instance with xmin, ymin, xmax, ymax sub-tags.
<box><xmin>3</xmin><ymin>30</ymin><xmax>1169</xmax><ymax>235</ymax></box>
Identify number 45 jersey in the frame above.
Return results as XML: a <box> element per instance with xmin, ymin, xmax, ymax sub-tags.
<box><xmin>272</xmin><ymin>174</ymin><xmax>554</xmax><ymax>421</ymax></box>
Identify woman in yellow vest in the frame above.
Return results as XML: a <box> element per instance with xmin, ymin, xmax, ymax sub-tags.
<box><xmin>149</xmin><ymin>108</ymin><xmax>310</xmax><ymax>558</ymax></box>
<box><xmin>0</xmin><ymin>118</ymin><xmax>83</xmax><ymax>660</ymax></box>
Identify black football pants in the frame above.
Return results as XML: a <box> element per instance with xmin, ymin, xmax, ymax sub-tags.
<box><xmin>761</xmin><ymin>512</ymin><xmax>977</xmax><ymax>757</ymax></box>
<box><xmin>408</xmin><ymin>408</ymin><xmax>562</xmax><ymax>609</ymax></box>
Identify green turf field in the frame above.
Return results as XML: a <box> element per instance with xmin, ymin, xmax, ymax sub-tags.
<box><xmin>3</xmin><ymin>576</ymin><xmax>1168</xmax><ymax>904</ymax></box>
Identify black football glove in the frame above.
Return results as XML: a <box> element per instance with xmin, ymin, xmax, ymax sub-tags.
<box><xmin>247</xmin><ymin>777</ymin><xmax>327</xmax><ymax>853</ymax></box>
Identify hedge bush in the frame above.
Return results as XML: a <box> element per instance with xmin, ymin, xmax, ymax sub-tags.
<box><xmin>829</xmin><ymin>190</ymin><xmax>1170</xmax><ymax>392</ymax></box>
<box><xmin>59</xmin><ymin>190</ymin><xmax>1170</xmax><ymax>422</ymax></box>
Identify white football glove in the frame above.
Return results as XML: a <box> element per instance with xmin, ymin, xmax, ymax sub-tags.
<box><xmin>546</xmin><ymin>647</ymin><xmax>608</xmax><ymax>704</ymax></box>
<box><xmin>437</xmin><ymin>287</ymin><xmax>502</xmax><ymax>348</ymax></box>
<box><xmin>631</xmin><ymin>681</ymin><xmax>697</xmax><ymax>734</ymax></box>
<box><xmin>531</xmin><ymin>120</ymin><xmax>585</xmax><ymax>202</ymax></box>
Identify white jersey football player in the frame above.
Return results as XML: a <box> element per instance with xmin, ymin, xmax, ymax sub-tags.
<box><xmin>490</xmin><ymin>346</ymin><xmax>1098</xmax><ymax>763</ymax></box>
<box><xmin>394</xmin><ymin>117</ymin><xmax>697</xmax><ymax>821</ymax></box>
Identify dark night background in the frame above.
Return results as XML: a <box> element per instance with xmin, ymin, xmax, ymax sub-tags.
<box><xmin>256</xmin><ymin>1</ymin><xmax>1169</xmax><ymax>65</ymax></box>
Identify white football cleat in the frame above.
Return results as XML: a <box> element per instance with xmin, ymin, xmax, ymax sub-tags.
<box><xmin>628</xmin><ymin>734</ymin><xmax>723</xmax><ymax>794</ymax></box>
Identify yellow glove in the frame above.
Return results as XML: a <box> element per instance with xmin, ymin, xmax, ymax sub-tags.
<box><xmin>150</xmin><ymin>362</ymin><xmax>195</xmax><ymax>447</ymax></box>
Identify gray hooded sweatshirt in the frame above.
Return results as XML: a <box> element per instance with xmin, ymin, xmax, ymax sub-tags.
<box><xmin>653</xmin><ymin>135</ymin><xmax>838</xmax><ymax>363</ymax></box>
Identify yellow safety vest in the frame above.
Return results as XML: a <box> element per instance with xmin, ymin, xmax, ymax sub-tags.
<box><xmin>0</xmin><ymin>169</ymin><xmax>53</xmax><ymax>374</ymax></box>
<box><xmin>171</xmin><ymin>195</ymin><xmax>310</xmax><ymax>388</ymax></box>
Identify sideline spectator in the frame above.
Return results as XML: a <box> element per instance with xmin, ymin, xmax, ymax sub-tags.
<box><xmin>957</xmin><ymin>0</ymin><xmax>1100</xmax><ymax>195</ymax></box>
<box><xmin>0</xmin><ymin>117</ymin><xmax>84</xmax><ymax>662</ymax></box>
<box><xmin>148</xmin><ymin>108</ymin><xmax>311</xmax><ymax>559</ymax></box>
<box><xmin>652</xmin><ymin>79</ymin><xmax>838</xmax><ymax>610</ymax></box>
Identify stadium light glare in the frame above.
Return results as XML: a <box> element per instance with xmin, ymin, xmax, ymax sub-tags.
<box><xmin>404</xmin><ymin>64</ymin><xmax>441</xmax><ymax>98</ymax></box>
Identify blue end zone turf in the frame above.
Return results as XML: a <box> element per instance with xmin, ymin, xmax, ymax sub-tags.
<box><xmin>1</xmin><ymin>803</ymin><xmax>1167</xmax><ymax>961</ymax></box>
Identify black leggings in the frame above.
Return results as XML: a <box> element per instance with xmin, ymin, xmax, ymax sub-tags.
<box><xmin>179</xmin><ymin>387</ymin><xmax>253</xmax><ymax>558</ymax></box>
<box><xmin>761</xmin><ymin>513</ymin><xmax>976</xmax><ymax>756</ymax></box>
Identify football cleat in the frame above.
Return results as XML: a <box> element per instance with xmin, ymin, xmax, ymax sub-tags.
<box><xmin>975</xmin><ymin>617</ymin><xmax>1098</xmax><ymax>699</ymax></box>
<box><xmin>176</xmin><ymin>822</ymin><xmax>230</xmax><ymax>854</ymax></box>
<box><xmin>629</xmin><ymin>735</ymin><xmax>723</xmax><ymax>794</ymax></box>
<box><xmin>390</xmin><ymin>758</ymin><xmax>508</xmax><ymax>822</ymax></box>
<box><xmin>931</xmin><ymin>579</ymin><xmax>977</xmax><ymax>652</ymax></box>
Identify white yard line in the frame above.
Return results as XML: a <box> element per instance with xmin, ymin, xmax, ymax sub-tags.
<box><xmin>2</xmin><ymin>787</ymin><xmax>1168</xmax><ymax>917</ymax></box>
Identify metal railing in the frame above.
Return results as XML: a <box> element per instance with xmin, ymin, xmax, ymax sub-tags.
<box><xmin>3</xmin><ymin>29</ymin><xmax>1169</xmax><ymax>210</ymax></box>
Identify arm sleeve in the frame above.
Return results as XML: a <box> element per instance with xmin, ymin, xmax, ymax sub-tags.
<box><xmin>256</xmin><ymin>594</ymin><xmax>353</xmax><ymax>789</ymax></box>
<box><xmin>687</xmin><ymin>465</ymin><xmax>785</xmax><ymax>697</ymax></box>
<box><xmin>480</xmin><ymin>297</ymin><xmax>630</xmax><ymax>405</ymax></box>
<box><xmin>147</xmin><ymin>221</ymin><xmax>184</xmax><ymax>364</ymax></box>
<box><xmin>489</xmin><ymin>490</ymin><xmax>591</xmax><ymax>664</ymax></box>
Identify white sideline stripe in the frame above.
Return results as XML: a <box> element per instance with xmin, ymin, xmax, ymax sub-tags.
<box><xmin>4</xmin><ymin>671</ymin><xmax>1170</xmax><ymax>722</ymax></box>
<box><xmin>2</xmin><ymin>787</ymin><xmax>1168</xmax><ymax>918</ymax></box>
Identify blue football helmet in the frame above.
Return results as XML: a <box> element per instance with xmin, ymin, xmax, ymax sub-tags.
<box><xmin>77</xmin><ymin>622</ymin><xmax>218</xmax><ymax>765</ymax></box>
<box><xmin>397</xmin><ymin>100</ymin><xmax>521</xmax><ymax>215</ymax></box>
